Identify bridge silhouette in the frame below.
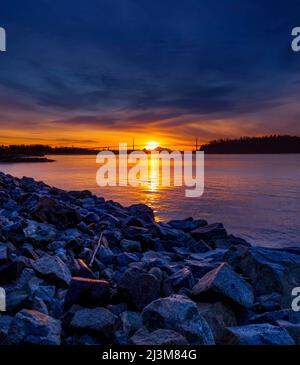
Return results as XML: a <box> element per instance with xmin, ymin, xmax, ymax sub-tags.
<box><xmin>92</xmin><ymin>139</ymin><xmax>201</xmax><ymax>151</ymax></box>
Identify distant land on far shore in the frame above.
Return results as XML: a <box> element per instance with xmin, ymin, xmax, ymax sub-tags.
<box><xmin>1</xmin><ymin>135</ymin><xmax>300</xmax><ymax>162</ymax></box>
<box><xmin>200</xmin><ymin>135</ymin><xmax>300</xmax><ymax>154</ymax></box>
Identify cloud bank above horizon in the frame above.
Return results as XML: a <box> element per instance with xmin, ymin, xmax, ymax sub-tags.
<box><xmin>0</xmin><ymin>0</ymin><xmax>300</xmax><ymax>146</ymax></box>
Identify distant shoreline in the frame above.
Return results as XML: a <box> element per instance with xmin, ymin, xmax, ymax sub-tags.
<box><xmin>0</xmin><ymin>156</ymin><xmax>55</xmax><ymax>163</ymax></box>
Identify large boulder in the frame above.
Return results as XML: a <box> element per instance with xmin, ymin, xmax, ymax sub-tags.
<box><xmin>223</xmin><ymin>324</ymin><xmax>295</xmax><ymax>345</ymax></box>
<box><xmin>120</xmin><ymin>239</ymin><xmax>141</xmax><ymax>253</ymax></box>
<box><xmin>190</xmin><ymin>223</ymin><xmax>227</xmax><ymax>242</ymax></box>
<box><xmin>120</xmin><ymin>311</ymin><xmax>143</xmax><ymax>336</ymax></box>
<box><xmin>24</xmin><ymin>220</ymin><xmax>57</xmax><ymax>245</ymax></box>
<box><xmin>197</xmin><ymin>302</ymin><xmax>237</xmax><ymax>344</ymax></box>
<box><xmin>186</xmin><ymin>260</ymin><xmax>218</xmax><ymax>279</ymax></box>
<box><xmin>118</xmin><ymin>269</ymin><xmax>161</xmax><ymax>310</ymax></box>
<box><xmin>7</xmin><ymin>309</ymin><xmax>61</xmax><ymax>345</ymax></box>
<box><xmin>64</xmin><ymin>277</ymin><xmax>111</xmax><ymax>309</ymax></box>
<box><xmin>0</xmin><ymin>243</ymin><xmax>8</xmax><ymax>263</ymax></box>
<box><xmin>32</xmin><ymin>255</ymin><xmax>72</xmax><ymax>287</ymax></box>
<box><xmin>239</xmin><ymin>247</ymin><xmax>300</xmax><ymax>308</ymax></box>
<box><xmin>30</xmin><ymin>196</ymin><xmax>80</xmax><ymax>229</ymax></box>
<box><xmin>167</xmin><ymin>218</ymin><xmax>207</xmax><ymax>232</ymax></box>
<box><xmin>131</xmin><ymin>327</ymin><xmax>189</xmax><ymax>345</ymax></box>
<box><xmin>0</xmin><ymin>316</ymin><xmax>12</xmax><ymax>344</ymax></box>
<box><xmin>142</xmin><ymin>295</ymin><xmax>215</xmax><ymax>345</ymax></box>
<box><xmin>70</xmin><ymin>307</ymin><xmax>118</xmax><ymax>339</ymax></box>
<box><xmin>128</xmin><ymin>204</ymin><xmax>154</xmax><ymax>223</ymax></box>
<box><xmin>165</xmin><ymin>267</ymin><xmax>195</xmax><ymax>291</ymax></box>
<box><xmin>191</xmin><ymin>263</ymin><xmax>254</xmax><ymax>308</ymax></box>
<box><xmin>0</xmin><ymin>261</ymin><xmax>25</xmax><ymax>285</ymax></box>
<box><xmin>276</xmin><ymin>320</ymin><xmax>300</xmax><ymax>345</ymax></box>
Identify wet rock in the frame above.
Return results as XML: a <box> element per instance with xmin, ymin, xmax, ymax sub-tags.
<box><xmin>107</xmin><ymin>303</ymin><xmax>128</xmax><ymax>316</ymax></box>
<box><xmin>7</xmin><ymin>309</ymin><xmax>61</xmax><ymax>345</ymax></box>
<box><xmin>0</xmin><ymin>316</ymin><xmax>12</xmax><ymax>344</ymax></box>
<box><xmin>70</xmin><ymin>307</ymin><xmax>118</xmax><ymax>339</ymax></box>
<box><xmin>241</xmin><ymin>308</ymin><xmax>300</xmax><ymax>326</ymax></box>
<box><xmin>65</xmin><ymin>277</ymin><xmax>111</xmax><ymax>309</ymax></box>
<box><xmin>142</xmin><ymin>295</ymin><xmax>215</xmax><ymax>345</ymax></box>
<box><xmin>5</xmin><ymin>290</ymin><xmax>29</xmax><ymax>314</ymax></box>
<box><xmin>185</xmin><ymin>239</ymin><xmax>211</xmax><ymax>253</ymax></box>
<box><xmin>152</xmin><ymin>223</ymin><xmax>188</xmax><ymax>241</ymax></box>
<box><xmin>239</xmin><ymin>247</ymin><xmax>300</xmax><ymax>308</ymax></box>
<box><xmin>96</xmin><ymin>246</ymin><xmax>115</xmax><ymax>265</ymax></box>
<box><xmin>191</xmin><ymin>223</ymin><xmax>227</xmax><ymax>242</ymax></box>
<box><xmin>119</xmin><ymin>269</ymin><xmax>161</xmax><ymax>310</ymax></box>
<box><xmin>212</xmin><ymin>236</ymin><xmax>251</xmax><ymax>249</ymax></box>
<box><xmin>24</xmin><ymin>220</ymin><xmax>57</xmax><ymax>244</ymax></box>
<box><xmin>276</xmin><ymin>320</ymin><xmax>300</xmax><ymax>345</ymax></box>
<box><xmin>168</xmin><ymin>217</ymin><xmax>207</xmax><ymax>232</ymax></box>
<box><xmin>0</xmin><ymin>243</ymin><xmax>8</xmax><ymax>263</ymax></box>
<box><xmin>223</xmin><ymin>324</ymin><xmax>295</xmax><ymax>345</ymax></box>
<box><xmin>191</xmin><ymin>263</ymin><xmax>254</xmax><ymax>308</ymax></box>
<box><xmin>1</xmin><ymin>222</ymin><xmax>25</xmax><ymax>245</ymax></box>
<box><xmin>31</xmin><ymin>196</ymin><xmax>80</xmax><ymax>229</ymax></box>
<box><xmin>116</xmin><ymin>253</ymin><xmax>139</xmax><ymax>266</ymax></box>
<box><xmin>128</xmin><ymin>204</ymin><xmax>154</xmax><ymax>223</ymax></box>
<box><xmin>120</xmin><ymin>239</ymin><xmax>141</xmax><ymax>253</ymax></box>
<box><xmin>32</xmin><ymin>255</ymin><xmax>72</xmax><ymax>287</ymax></box>
<box><xmin>197</xmin><ymin>302</ymin><xmax>237</xmax><ymax>344</ymax></box>
<box><xmin>131</xmin><ymin>327</ymin><xmax>189</xmax><ymax>345</ymax></box>
<box><xmin>166</xmin><ymin>267</ymin><xmax>195</xmax><ymax>291</ymax></box>
<box><xmin>190</xmin><ymin>248</ymin><xmax>228</xmax><ymax>263</ymax></box>
<box><xmin>121</xmin><ymin>311</ymin><xmax>143</xmax><ymax>336</ymax></box>
<box><xmin>186</xmin><ymin>260</ymin><xmax>218</xmax><ymax>279</ymax></box>
<box><xmin>0</xmin><ymin>261</ymin><xmax>25</xmax><ymax>285</ymax></box>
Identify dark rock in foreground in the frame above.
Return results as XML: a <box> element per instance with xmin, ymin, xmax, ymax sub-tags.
<box><xmin>142</xmin><ymin>295</ymin><xmax>215</xmax><ymax>345</ymax></box>
<box><xmin>223</xmin><ymin>324</ymin><xmax>295</xmax><ymax>345</ymax></box>
<box><xmin>6</xmin><ymin>309</ymin><xmax>61</xmax><ymax>345</ymax></box>
<box><xmin>0</xmin><ymin>171</ymin><xmax>299</xmax><ymax>346</ymax></box>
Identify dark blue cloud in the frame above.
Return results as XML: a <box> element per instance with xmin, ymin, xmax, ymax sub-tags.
<box><xmin>0</xmin><ymin>0</ymin><xmax>300</xmax><ymax>138</ymax></box>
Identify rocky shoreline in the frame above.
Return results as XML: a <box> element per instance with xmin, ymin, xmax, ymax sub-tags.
<box><xmin>0</xmin><ymin>171</ymin><xmax>300</xmax><ymax>345</ymax></box>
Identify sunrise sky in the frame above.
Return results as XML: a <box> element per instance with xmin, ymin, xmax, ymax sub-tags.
<box><xmin>1</xmin><ymin>0</ymin><xmax>300</xmax><ymax>148</ymax></box>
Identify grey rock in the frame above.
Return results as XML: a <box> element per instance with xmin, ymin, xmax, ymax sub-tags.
<box><xmin>65</xmin><ymin>277</ymin><xmax>111</xmax><ymax>309</ymax></box>
<box><xmin>168</xmin><ymin>218</ymin><xmax>207</xmax><ymax>232</ymax></box>
<box><xmin>0</xmin><ymin>315</ymin><xmax>12</xmax><ymax>344</ymax></box>
<box><xmin>239</xmin><ymin>247</ymin><xmax>300</xmax><ymax>308</ymax></box>
<box><xmin>191</xmin><ymin>223</ymin><xmax>227</xmax><ymax>242</ymax></box>
<box><xmin>0</xmin><ymin>244</ymin><xmax>8</xmax><ymax>263</ymax></box>
<box><xmin>277</xmin><ymin>320</ymin><xmax>300</xmax><ymax>345</ymax></box>
<box><xmin>167</xmin><ymin>267</ymin><xmax>195</xmax><ymax>291</ymax></box>
<box><xmin>32</xmin><ymin>255</ymin><xmax>72</xmax><ymax>287</ymax></box>
<box><xmin>142</xmin><ymin>295</ymin><xmax>215</xmax><ymax>345</ymax></box>
<box><xmin>121</xmin><ymin>311</ymin><xmax>143</xmax><ymax>336</ymax></box>
<box><xmin>197</xmin><ymin>302</ymin><xmax>237</xmax><ymax>344</ymax></box>
<box><xmin>120</xmin><ymin>239</ymin><xmax>141</xmax><ymax>253</ymax></box>
<box><xmin>191</xmin><ymin>263</ymin><xmax>254</xmax><ymax>308</ymax></box>
<box><xmin>119</xmin><ymin>269</ymin><xmax>161</xmax><ymax>310</ymax></box>
<box><xmin>186</xmin><ymin>260</ymin><xmax>218</xmax><ymax>279</ymax></box>
<box><xmin>7</xmin><ymin>309</ymin><xmax>61</xmax><ymax>345</ymax></box>
<box><xmin>131</xmin><ymin>327</ymin><xmax>189</xmax><ymax>345</ymax></box>
<box><xmin>24</xmin><ymin>220</ymin><xmax>57</xmax><ymax>244</ymax></box>
<box><xmin>70</xmin><ymin>307</ymin><xmax>118</xmax><ymax>338</ymax></box>
<box><xmin>223</xmin><ymin>324</ymin><xmax>295</xmax><ymax>345</ymax></box>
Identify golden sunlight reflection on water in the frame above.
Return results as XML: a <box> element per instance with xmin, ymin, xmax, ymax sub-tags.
<box><xmin>1</xmin><ymin>154</ymin><xmax>300</xmax><ymax>248</ymax></box>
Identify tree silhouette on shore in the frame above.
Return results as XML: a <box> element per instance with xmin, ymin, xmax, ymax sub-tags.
<box><xmin>200</xmin><ymin>135</ymin><xmax>300</xmax><ymax>154</ymax></box>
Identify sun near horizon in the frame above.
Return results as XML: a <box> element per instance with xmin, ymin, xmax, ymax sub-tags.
<box><xmin>145</xmin><ymin>141</ymin><xmax>160</xmax><ymax>150</ymax></box>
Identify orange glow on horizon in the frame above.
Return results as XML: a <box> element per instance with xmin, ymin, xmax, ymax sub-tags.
<box><xmin>145</xmin><ymin>141</ymin><xmax>160</xmax><ymax>150</ymax></box>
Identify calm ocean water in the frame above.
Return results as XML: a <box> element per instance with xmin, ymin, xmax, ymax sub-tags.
<box><xmin>1</xmin><ymin>154</ymin><xmax>300</xmax><ymax>248</ymax></box>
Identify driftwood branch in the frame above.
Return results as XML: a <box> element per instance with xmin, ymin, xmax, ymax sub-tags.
<box><xmin>89</xmin><ymin>232</ymin><xmax>104</xmax><ymax>268</ymax></box>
